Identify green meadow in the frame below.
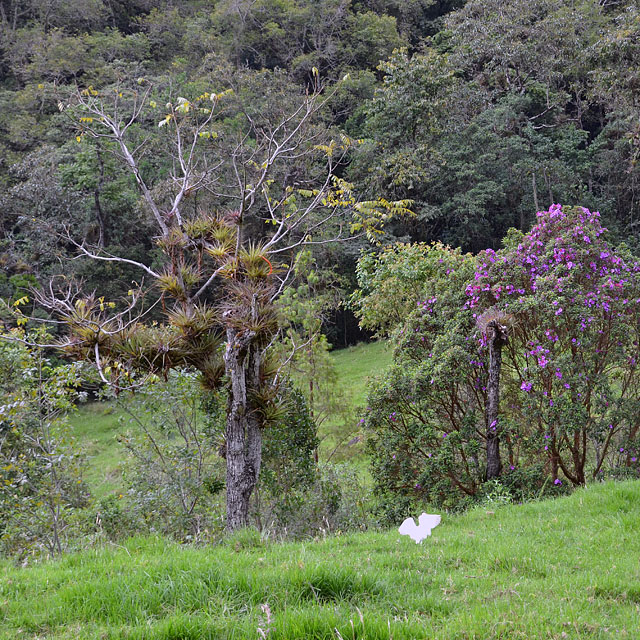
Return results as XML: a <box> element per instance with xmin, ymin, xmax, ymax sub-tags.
<box><xmin>26</xmin><ymin>343</ymin><xmax>638</xmax><ymax>639</ymax></box>
<box><xmin>68</xmin><ymin>341</ymin><xmax>392</xmax><ymax>498</ymax></box>
<box><xmin>329</xmin><ymin>341</ymin><xmax>391</xmax><ymax>407</ymax></box>
<box><xmin>1</xmin><ymin>481</ymin><xmax>638</xmax><ymax>639</ymax></box>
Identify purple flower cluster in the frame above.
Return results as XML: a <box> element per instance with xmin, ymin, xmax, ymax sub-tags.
<box><xmin>420</xmin><ymin>296</ymin><xmax>438</xmax><ymax>314</ymax></box>
<box><xmin>465</xmin><ymin>204</ymin><xmax>640</xmax><ymax>479</ymax></box>
<box><xmin>466</xmin><ymin>205</ymin><xmax>640</xmax><ymax>321</ymax></box>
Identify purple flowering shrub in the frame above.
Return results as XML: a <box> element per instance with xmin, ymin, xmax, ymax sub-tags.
<box><xmin>362</xmin><ymin>205</ymin><xmax>640</xmax><ymax>516</ymax></box>
<box><xmin>468</xmin><ymin>205</ymin><xmax>640</xmax><ymax>485</ymax></box>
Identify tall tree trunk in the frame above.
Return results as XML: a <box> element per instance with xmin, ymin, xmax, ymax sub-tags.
<box><xmin>486</xmin><ymin>320</ymin><xmax>507</xmax><ymax>480</ymax></box>
<box><xmin>310</xmin><ymin>376</ymin><xmax>319</xmax><ymax>464</ymax></box>
<box><xmin>543</xmin><ymin>168</ymin><xmax>554</xmax><ymax>206</ymax></box>
<box><xmin>223</xmin><ymin>325</ymin><xmax>263</xmax><ymax>531</ymax></box>
<box><xmin>94</xmin><ymin>145</ymin><xmax>108</xmax><ymax>247</ymax></box>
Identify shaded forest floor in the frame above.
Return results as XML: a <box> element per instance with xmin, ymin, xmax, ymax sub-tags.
<box><xmin>1</xmin><ymin>481</ymin><xmax>638</xmax><ymax>639</ymax></box>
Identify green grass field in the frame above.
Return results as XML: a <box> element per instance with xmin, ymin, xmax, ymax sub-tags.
<box><xmin>2</xmin><ymin>480</ymin><xmax>639</xmax><ymax>639</ymax></box>
<box><xmin>69</xmin><ymin>341</ymin><xmax>392</xmax><ymax>498</ymax></box>
<box><xmin>68</xmin><ymin>402</ymin><xmax>129</xmax><ymax>497</ymax></box>
<box><xmin>318</xmin><ymin>340</ymin><xmax>392</xmax><ymax>463</ymax></box>
<box><xmin>329</xmin><ymin>341</ymin><xmax>392</xmax><ymax>407</ymax></box>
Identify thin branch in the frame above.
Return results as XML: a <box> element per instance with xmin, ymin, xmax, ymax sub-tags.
<box><xmin>191</xmin><ymin>265</ymin><xmax>226</xmax><ymax>302</ymax></box>
<box><xmin>70</xmin><ymin>238</ymin><xmax>160</xmax><ymax>279</ymax></box>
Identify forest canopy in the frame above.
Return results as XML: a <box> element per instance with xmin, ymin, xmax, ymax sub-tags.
<box><xmin>2</xmin><ymin>0</ymin><xmax>640</xmax><ymax>306</ymax></box>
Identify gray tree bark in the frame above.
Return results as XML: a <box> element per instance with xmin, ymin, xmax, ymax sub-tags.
<box><xmin>486</xmin><ymin>320</ymin><xmax>508</xmax><ymax>480</ymax></box>
<box><xmin>223</xmin><ymin>325</ymin><xmax>263</xmax><ymax>531</ymax></box>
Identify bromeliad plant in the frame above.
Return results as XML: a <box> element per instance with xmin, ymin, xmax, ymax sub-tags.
<box><xmin>36</xmin><ymin>79</ymin><xmax>410</xmax><ymax>531</ymax></box>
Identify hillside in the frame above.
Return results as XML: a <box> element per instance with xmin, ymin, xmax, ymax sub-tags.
<box><xmin>1</xmin><ymin>481</ymin><xmax>638</xmax><ymax>639</ymax></box>
<box><xmin>68</xmin><ymin>341</ymin><xmax>392</xmax><ymax>498</ymax></box>
<box><xmin>3</xmin><ymin>3</ymin><xmax>640</xmax><ymax>634</ymax></box>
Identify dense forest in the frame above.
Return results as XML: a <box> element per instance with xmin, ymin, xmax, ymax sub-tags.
<box><xmin>2</xmin><ymin>0</ymin><xmax>640</xmax><ymax>557</ymax></box>
<box><xmin>2</xmin><ymin>0</ymin><xmax>640</xmax><ymax>318</ymax></box>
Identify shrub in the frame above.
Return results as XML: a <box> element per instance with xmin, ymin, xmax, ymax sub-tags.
<box><xmin>115</xmin><ymin>370</ymin><xmax>226</xmax><ymax>542</ymax></box>
<box><xmin>256</xmin><ymin>386</ymin><xmax>319</xmax><ymax>531</ymax></box>
<box><xmin>0</xmin><ymin>329</ymin><xmax>90</xmax><ymax>560</ymax></box>
<box><xmin>360</xmin><ymin>243</ymin><xmax>487</xmax><ymax>515</ymax></box>
<box><xmin>359</xmin><ymin>206</ymin><xmax>640</xmax><ymax>516</ymax></box>
<box><xmin>469</xmin><ymin>205</ymin><xmax>640</xmax><ymax>485</ymax></box>
<box><xmin>258</xmin><ymin>462</ymin><xmax>375</xmax><ymax>538</ymax></box>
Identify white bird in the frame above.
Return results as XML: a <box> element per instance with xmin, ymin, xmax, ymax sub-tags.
<box><xmin>398</xmin><ymin>513</ymin><xmax>441</xmax><ymax>543</ymax></box>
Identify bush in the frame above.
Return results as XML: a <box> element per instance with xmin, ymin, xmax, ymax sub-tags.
<box><xmin>360</xmin><ymin>243</ymin><xmax>486</xmax><ymax>516</ymax></box>
<box><xmin>254</xmin><ymin>386</ymin><xmax>375</xmax><ymax>538</ymax></box>
<box><xmin>256</xmin><ymin>386</ymin><xmax>318</xmax><ymax>529</ymax></box>
<box><xmin>258</xmin><ymin>462</ymin><xmax>375</xmax><ymax>538</ymax></box>
<box><xmin>115</xmin><ymin>370</ymin><xmax>226</xmax><ymax>542</ymax></box>
<box><xmin>359</xmin><ymin>206</ymin><xmax>640</xmax><ymax>516</ymax></box>
<box><xmin>0</xmin><ymin>329</ymin><xmax>90</xmax><ymax>560</ymax></box>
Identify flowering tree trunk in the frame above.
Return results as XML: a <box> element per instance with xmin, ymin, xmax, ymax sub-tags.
<box><xmin>486</xmin><ymin>319</ymin><xmax>507</xmax><ymax>480</ymax></box>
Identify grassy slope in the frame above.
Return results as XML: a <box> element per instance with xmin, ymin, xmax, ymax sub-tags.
<box><xmin>68</xmin><ymin>403</ymin><xmax>129</xmax><ymax>497</ymax></box>
<box><xmin>319</xmin><ymin>340</ymin><xmax>392</xmax><ymax>462</ymax></box>
<box><xmin>1</xmin><ymin>481</ymin><xmax>639</xmax><ymax>639</ymax></box>
<box><xmin>330</xmin><ymin>341</ymin><xmax>392</xmax><ymax>407</ymax></box>
<box><xmin>69</xmin><ymin>342</ymin><xmax>392</xmax><ymax>498</ymax></box>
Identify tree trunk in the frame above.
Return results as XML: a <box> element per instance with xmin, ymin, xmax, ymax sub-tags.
<box><xmin>223</xmin><ymin>325</ymin><xmax>263</xmax><ymax>531</ymax></box>
<box><xmin>94</xmin><ymin>145</ymin><xmax>108</xmax><ymax>247</ymax></box>
<box><xmin>486</xmin><ymin>320</ymin><xmax>507</xmax><ymax>480</ymax></box>
<box><xmin>531</xmin><ymin>171</ymin><xmax>539</xmax><ymax>214</ymax></box>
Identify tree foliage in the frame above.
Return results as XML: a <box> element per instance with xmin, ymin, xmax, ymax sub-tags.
<box><xmin>0</xmin><ymin>328</ymin><xmax>89</xmax><ymax>558</ymax></box>
<box><xmin>4</xmin><ymin>0</ymin><xmax>640</xmax><ymax>323</ymax></box>
<box><xmin>3</xmin><ymin>0</ymin><xmax>640</xmax><ymax>534</ymax></box>
<box><xmin>469</xmin><ymin>205</ymin><xmax>640</xmax><ymax>486</ymax></box>
<box><xmin>348</xmin><ymin>0</ymin><xmax>640</xmax><ymax>251</ymax></box>
<box><xmin>360</xmin><ymin>206</ymin><xmax>640</xmax><ymax>517</ymax></box>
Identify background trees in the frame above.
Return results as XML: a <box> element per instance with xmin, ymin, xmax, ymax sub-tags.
<box><xmin>3</xmin><ymin>0</ymin><xmax>640</xmax><ymax>539</ymax></box>
<box><xmin>4</xmin><ymin>0</ymin><xmax>640</xmax><ymax>324</ymax></box>
<box><xmin>347</xmin><ymin>0</ymin><xmax>640</xmax><ymax>251</ymax></box>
